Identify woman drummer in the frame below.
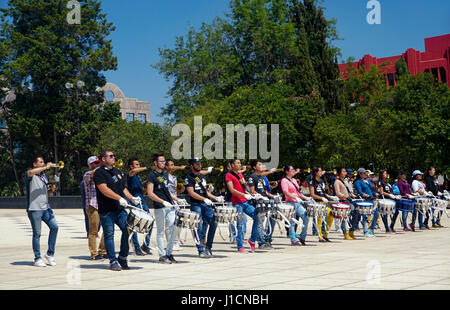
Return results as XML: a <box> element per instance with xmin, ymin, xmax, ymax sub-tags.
<box><xmin>333</xmin><ymin>167</ymin><xmax>356</xmax><ymax>240</ymax></box>
<box><xmin>377</xmin><ymin>169</ymin><xmax>401</xmax><ymax>233</ymax></box>
<box><xmin>410</xmin><ymin>170</ymin><xmax>426</xmax><ymax>230</ymax></box>
<box><xmin>397</xmin><ymin>170</ymin><xmax>418</xmax><ymax>232</ymax></box>
<box><xmin>309</xmin><ymin>166</ymin><xmax>338</xmax><ymax>242</ymax></box>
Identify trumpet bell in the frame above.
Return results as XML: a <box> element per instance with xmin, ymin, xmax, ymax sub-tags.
<box><xmin>176</xmin><ymin>183</ymin><xmax>185</xmax><ymax>195</ymax></box>
<box><xmin>214</xmin><ymin>165</ymin><xmax>224</xmax><ymax>172</ymax></box>
<box><xmin>113</xmin><ymin>159</ymin><xmax>123</xmax><ymax>168</ymax></box>
<box><xmin>52</xmin><ymin>161</ymin><xmax>64</xmax><ymax>169</ymax></box>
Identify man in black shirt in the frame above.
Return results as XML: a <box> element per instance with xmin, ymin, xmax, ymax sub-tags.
<box><xmin>424</xmin><ymin>167</ymin><xmax>443</xmax><ymax>228</ymax></box>
<box><xmin>146</xmin><ymin>153</ymin><xmax>182</xmax><ymax>264</ymax></box>
<box><xmin>93</xmin><ymin>150</ymin><xmax>141</xmax><ymax>271</ymax></box>
<box><xmin>185</xmin><ymin>158</ymin><xmax>223</xmax><ymax>258</ymax></box>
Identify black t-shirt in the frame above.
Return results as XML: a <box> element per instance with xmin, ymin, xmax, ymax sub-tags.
<box><xmin>93</xmin><ymin>166</ymin><xmax>126</xmax><ymax>215</ymax></box>
<box><xmin>147</xmin><ymin>170</ymin><xmax>172</xmax><ymax>209</ymax></box>
<box><xmin>425</xmin><ymin>175</ymin><xmax>439</xmax><ymax>195</ymax></box>
<box><xmin>377</xmin><ymin>180</ymin><xmax>392</xmax><ymax>194</ymax></box>
<box><xmin>309</xmin><ymin>178</ymin><xmax>326</xmax><ymax>201</ymax></box>
<box><xmin>184</xmin><ymin>172</ymin><xmax>208</xmax><ymax>204</ymax></box>
<box><xmin>248</xmin><ymin>173</ymin><xmax>266</xmax><ymax>196</ymax></box>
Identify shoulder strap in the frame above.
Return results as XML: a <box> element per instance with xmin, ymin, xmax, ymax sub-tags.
<box><xmin>228</xmin><ymin>171</ymin><xmax>246</xmax><ymax>193</ymax></box>
<box><xmin>338</xmin><ymin>178</ymin><xmax>351</xmax><ymax>194</ymax></box>
<box><xmin>285</xmin><ymin>177</ymin><xmax>301</xmax><ymax>195</ymax></box>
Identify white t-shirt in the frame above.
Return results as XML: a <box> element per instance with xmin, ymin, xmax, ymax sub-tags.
<box><xmin>412</xmin><ymin>180</ymin><xmax>426</xmax><ymax>193</ymax></box>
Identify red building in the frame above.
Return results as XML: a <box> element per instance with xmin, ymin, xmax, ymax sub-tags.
<box><xmin>339</xmin><ymin>34</ymin><xmax>450</xmax><ymax>87</ymax></box>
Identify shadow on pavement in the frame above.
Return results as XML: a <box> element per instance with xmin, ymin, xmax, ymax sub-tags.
<box><xmin>10</xmin><ymin>261</ymin><xmax>34</xmax><ymax>266</ymax></box>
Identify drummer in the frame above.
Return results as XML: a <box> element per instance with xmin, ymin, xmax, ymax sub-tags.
<box><xmin>377</xmin><ymin>169</ymin><xmax>401</xmax><ymax>233</ymax></box>
<box><xmin>309</xmin><ymin>166</ymin><xmax>338</xmax><ymax>242</ymax></box>
<box><xmin>424</xmin><ymin>167</ymin><xmax>443</xmax><ymax>228</ymax></box>
<box><xmin>280</xmin><ymin>164</ymin><xmax>310</xmax><ymax>246</ymax></box>
<box><xmin>410</xmin><ymin>170</ymin><xmax>426</xmax><ymax>230</ymax></box>
<box><xmin>333</xmin><ymin>167</ymin><xmax>357</xmax><ymax>240</ymax></box>
<box><xmin>184</xmin><ymin>158</ymin><xmax>224</xmax><ymax>258</ymax></box>
<box><xmin>248</xmin><ymin>160</ymin><xmax>275</xmax><ymax>248</ymax></box>
<box><xmin>354</xmin><ymin>168</ymin><xmax>380</xmax><ymax>238</ymax></box>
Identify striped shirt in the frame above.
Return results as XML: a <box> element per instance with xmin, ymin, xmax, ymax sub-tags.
<box><xmin>83</xmin><ymin>170</ymin><xmax>98</xmax><ymax>209</ymax></box>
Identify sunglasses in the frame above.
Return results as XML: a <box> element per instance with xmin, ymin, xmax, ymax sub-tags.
<box><xmin>106</xmin><ymin>154</ymin><xmax>115</xmax><ymax>158</ymax></box>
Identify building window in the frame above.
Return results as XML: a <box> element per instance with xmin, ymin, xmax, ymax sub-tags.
<box><xmin>439</xmin><ymin>67</ymin><xmax>447</xmax><ymax>83</ymax></box>
<box><xmin>105</xmin><ymin>90</ymin><xmax>115</xmax><ymax>102</ymax></box>
<box><xmin>0</xmin><ymin>119</ymin><xmax>6</xmax><ymax>129</ymax></box>
<box><xmin>431</xmin><ymin>67</ymin><xmax>439</xmax><ymax>81</ymax></box>
<box><xmin>387</xmin><ymin>73</ymin><xmax>395</xmax><ymax>87</ymax></box>
<box><xmin>137</xmin><ymin>113</ymin><xmax>146</xmax><ymax>124</ymax></box>
<box><xmin>126</xmin><ymin>113</ymin><xmax>134</xmax><ymax>122</ymax></box>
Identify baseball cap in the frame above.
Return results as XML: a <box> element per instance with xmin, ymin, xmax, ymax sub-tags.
<box><xmin>366</xmin><ymin>170</ymin><xmax>374</xmax><ymax>175</ymax></box>
<box><xmin>87</xmin><ymin>156</ymin><xmax>100</xmax><ymax>165</ymax></box>
<box><xmin>398</xmin><ymin>170</ymin><xmax>407</xmax><ymax>176</ymax></box>
<box><xmin>346</xmin><ymin>168</ymin><xmax>354</xmax><ymax>174</ymax></box>
<box><xmin>357</xmin><ymin>168</ymin><xmax>367</xmax><ymax>174</ymax></box>
<box><xmin>412</xmin><ymin>170</ymin><xmax>424</xmax><ymax>177</ymax></box>
<box><xmin>189</xmin><ymin>157</ymin><xmax>201</xmax><ymax>165</ymax></box>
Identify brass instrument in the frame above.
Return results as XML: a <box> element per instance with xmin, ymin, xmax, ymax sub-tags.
<box><xmin>113</xmin><ymin>159</ymin><xmax>123</xmax><ymax>168</ymax></box>
<box><xmin>52</xmin><ymin>161</ymin><xmax>64</xmax><ymax>169</ymax></box>
<box><xmin>325</xmin><ymin>169</ymin><xmax>337</xmax><ymax>175</ymax></box>
<box><xmin>142</xmin><ymin>180</ymin><xmax>148</xmax><ymax>195</ymax></box>
<box><xmin>207</xmin><ymin>183</ymin><xmax>214</xmax><ymax>193</ymax></box>
<box><xmin>214</xmin><ymin>165</ymin><xmax>224</xmax><ymax>172</ymax></box>
<box><xmin>176</xmin><ymin>182</ymin><xmax>185</xmax><ymax>195</ymax></box>
<box><xmin>272</xmin><ymin>168</ymin><xmax>311</xmax><ymax>173</ymax></box>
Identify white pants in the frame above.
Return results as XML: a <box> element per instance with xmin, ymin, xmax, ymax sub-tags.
<box><xmin>154</xmin><ymin>207</ymin><xmax>175</xmax><ymax>257</ymax></box>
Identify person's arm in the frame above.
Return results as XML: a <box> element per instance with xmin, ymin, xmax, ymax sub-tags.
<box><xmin>334</xmin><ymin>180</ymin><xmax>347</xmax><ymax>200</ymax></box>
<box><xmin>97</xmin><ymin>183</ymin><xmax>123</xmax><ymax>201</ymax></box>
<box><xmin>123</xmin><ymin>188</ymin><xmax>135</xmax><ymax>201</ymax></box>
<box><xmin>27</xmin><ymin>163</ymin><xmax>53</xmax><ymax>178</ymax></box>
<box><xmin>147</xmin><ymin>182</ymin><xmax>168</xmax><ymax>204</ymax></box>
<box><xmin>226</xmin><ymin>180</ymin><xmax>247</xmax><ymax>198</ymax></box>
<box><xmin>309</xmin><ymin>185</ymin><xmax>322</xmax><ymax>201</ymax></box>
<box><xmin>129</xmin><ymin>167</ymin><xmax>148</xmax><ymax>177</ymax></box>
<box><xmin>355</xmin><ymin>180</ymin><xmax>370</xmax><ymax>198</ymax></box>
<box><xmin>172</xmin><ymin>165</ymin><xmax>187</xmax><ymax>172</ymax></box>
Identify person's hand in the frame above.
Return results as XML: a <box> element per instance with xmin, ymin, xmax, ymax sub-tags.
<box><xmin>322</xmin><ymin>197</ymin><xmax>329</xmax><ymax>203</ymax></box>
<box><xmin>389</xmin><ymin>194</ymin><xmax>396</xmax><ymax>199</ymax></box>
<box><xmin>173</xmin><ymin>202</ymin><xmax>180</xmax><ymax>210</ymax></box>
<box><xmin>204</xmin><ymin>198</ymin><xmax>214</xmax><ymax>206</ymax></box>
<box><xmin>244</xmin><ymin>194</ymin><xmax>253</xmax><ymax>201</ymax></box>
<box><xmin>163</xmin><ymin>201</ymin><xmax>173</xmax><ymax>208</ymax></box>
<box><xmin>46</xmin><ymin>162</ymin><xmax>53</xmax><ymax>169</ymax></box>
<box><xmin>119</xmin><ymin>198</ymin><xmax>128</xmax><ymax>208</ymax></box>
<box><xmin>295</xmin><ymin>197</ymin><xmax>303</xmax><ymax>203</ymax></box>
<box><xmin>438</xmin><ymin>191</ymin><xmax>442</xmax><ymax>196</ymax></box>
<box><xmin>215</xmin><ymin>196</ymin><xmax>224</xmax><ymax>203</ymax></box>
<box><xmin>270</xmin><ymin>168</ymin><xmax>276</xmax><ymax>173</ymax></box>
<box><xmin>262</xmin><ymin>196</ymin><xmax>270</xmax><ymax>202</ymax></box>
<box><xmin>207</xmin><ymin>167</ymin><xmax>213</xmax><ymax>173</ymax></box>
<box><xmin>331</xmin><ymin>196</ymin><xmax>339</xmax><ymax>201</ymax></box>
<box><xmin>254</xmin><ymin>194</ymin><xmax>263</xmax><ymax>200</ymax></box>
<box><xmin>177</xmin><ymin>198</ymin><xmax>187</xmax><ymax>206</ymax></box>
<box><xmin>131</xmin><ymin>196</ymin><xmax>141</xmax><ymax>206</ymax></box>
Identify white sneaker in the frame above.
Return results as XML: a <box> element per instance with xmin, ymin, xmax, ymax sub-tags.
<box><xmin>172</xmin><ymin>243</ymin><xmax>181</xmax><ymax>251</ymax></box>
<box><xmin>44</xmin><ymin>253</ymin><xmax>56</xmax><ymax>266</ymax></box>
<box><xmin>34</xmin><ymin>258</ymin><xmax>47</xmax><ymax>267</ymax></box>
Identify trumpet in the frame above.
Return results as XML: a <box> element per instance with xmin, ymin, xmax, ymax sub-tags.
<box><xmin>176</xmin><ymin>182</ymin><xmax>185</xmax><ymax>195</ymax></box>
<box><xmin>325</xmin><ymin>169</ymin><xmax>337</xmax><ymax>175</ymax></box>
<box><xmin>214</xmin><ymin>165</ymin><xmax>224</xmax><ymax>172</ymax></box>
<box><xmin>113</xmin><ymin>159</ymin><xmax>123</xmax><ymax>168</ymax></box>
<box><xmin>207</xmin><ymin>183</ymin><xmax>215</xmax><ymax>192</ymax></box>
<box><xmin>52</xmin><ymin>161</ymin><xmax>64</xmax><ymax>169</ymax></box>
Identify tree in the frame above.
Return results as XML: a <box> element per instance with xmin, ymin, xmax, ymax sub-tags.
<box><xmin>0</xmin><ymin>0</ymin><xmax>119</xmax><ymax>194</ymax></box>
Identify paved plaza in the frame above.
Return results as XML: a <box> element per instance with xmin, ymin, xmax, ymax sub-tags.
<box><xmin>0</xmin><ymin>208</ymin><xmax>449</xmax><ymax>290</ymax></box>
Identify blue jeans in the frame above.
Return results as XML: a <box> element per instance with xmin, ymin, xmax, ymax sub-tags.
<box><xmin>411</xmin><ymin>210</ymin><xmax>424</xmax><ymax>228</ymax></box>
<box><xmin>131</xmin><ymin>202</ymin><xmax>153</xmax><ymax>250</ymax></box>
<box><xmin>234</xmin><ymin>202</ymin><xmax>263</xmax><ymax>249</ymax></box>
<box><xmin>27</xmin><ymin>209</ymin><xmax>59</xmax><ymax>260</ymax></box>
<box><xmin>362</xmin><ymin>207</ymin><xmax>379</xmax><ymax>234</ymax></box>
<box><xmin>229</xmin><ymin>213</ymin><xmax>247</xmax><ymax>241</ymax></box>
<box><xmin>424</xmin><ymin>208</ymin><xmax>441</xmax><ymax>225</ymax></box>
<box><xmin>100</xmin><ymin>209</ymin><xmax>129</xmax><ymax>264</ymax></box>
<box><xmin>82</xmin><ymin>207</ymin><xmax>89</xmax><ymax>237</ymax></box>
<box><xmin>287</xmin><ymin>201</ymin><xmax>309</xmax><ymax>242</ymax></box>
<box><xmin>191</xmin><ymin>203</ymin><xmax>217</xmax><ymax>252</ymax></box>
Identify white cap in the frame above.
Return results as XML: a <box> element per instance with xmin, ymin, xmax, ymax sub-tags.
<box><xmin>87</xmin><ymin>156</ymin><xmax>100</xmax><ymax>165</ymax></box>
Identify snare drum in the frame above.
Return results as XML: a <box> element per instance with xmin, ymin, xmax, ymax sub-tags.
<box><xmin>432</xmin><ymin>198</ymin><xmax>448</xmax><ymax>212</ymax></box>
<box><xmin>415</xmin><ymin>197</ymin><xmax>432</xmax><ymax>214</ymax></box>
<box><xmin>396</xmin><ymin>199</ymin><xmax>415</xmax><ymax>213</ymax></box>
<box><xmin>355</xmin><ymin>201</ymin><xmax>374</xmax><ymax>215</ymax></box>
<box><xmin>305</xmin><ymin>202</ymin><xmax>327</xmax><ymax>218</ymax></box>
<box><xmin>127</xmin><ymin>208</ymin><xmax>155</xmax><ymax>234</ymax></box>
<box><xmin>175</xmin><ymin>209</ymin><xmax>201</xmax><ymax>229</ymax></box>
<box><xmin>214</xmin><ymin>206</ymin><xmax>238</xmax><ymax>224</ymax></box>
<box><xmin>273</xmin><ymin>203</ymin><xmax>295</xmax><ymax>221</ymax></box>
<box><xmin>255</xmin><ymin>199</ymin><xmax>272</xmax><ymax>214</ymax></box>
<box><xmin>329</xmin><ymin>202</ymin><xmax>351</xmax><ymax>219</ymax></box>
<box><xmin>377</xmin><ymin>199</ymin><xmax>396</xmax><ymax>215</ymax></box>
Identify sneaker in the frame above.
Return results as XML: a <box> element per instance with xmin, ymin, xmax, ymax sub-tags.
<box><xmin>390</xmin><ymin>227</ymin><xmax>396</xmax><ymax>233</ymax></box>
<box><xmin>267</xmin><ymin>241</ymin><xmax>274</xmax><ymax>248</ymax></box>
<box><xmin>436</xmin><ymin>223</ymin><xmax>444</xmax><ymax>228</ymax></box>
<box><xmin>258</xmin><ymin>242</ymin><xmax>270</xmax><ymax>249</ymax></box>
<box><xmin>419</xmin><ymin>226</ymin><xmax>426</xmax><ymax>230</ymax></box>
<box><xmin>237</xmin><ymin>248</ymin><xmax>247</xmax><ymax>253</ymax></box>
<box><xmin>118</xmin><ymin>257</ymin><xmax>129</xmax><ymax>270</ymax></box>
<box><xmin>44</xmin><ymin>253</ymin><xmax>56</xmax><ymax>266</ymax></box>
<box><xmin>299</xmin><ymin>238</ymin><xmax>306</xmax><ymax>246</ymax></box>
<box><xmin>167</xmin><ymin>255</ymin><xmax>177</xmax><ymax>263</ymax></box>
<box><xmin>205</xmin><ymin>249</ymin><xmax>214</xmax><ymax>257</ymax></box>
<box><xmin>172</xmin><ymin>243</ymin><xmax>181</xmax><ymax>251</ymax></box>
<box><xmin>141</xmin><ymin>244</ymin><xmax>152</xmax><ymax>255</ymax></box>
<box><xmin>403</xmin><ymin>227</ymin><xmax>409</xmax><ymax>232</ymax></box>
<box><xmin>323</xmin><ymin>237</ymin><xmax>332</xmax><ymax>242</ymax></box>
<box><xmin>110</xmin><ymin>261</ymin><xmax>122</xmax><ymax>271</ymax></box>
<box><xmin>424</xmin><ymin>224</ymin><xmax>430</xmax><ymax>230</ymax></box>
<box><xmin>34</xmin><ymin>258</ymin><xmax>47</xmax><ymax>267</ymax></box>
<box><xmin>159</xmin><ymin>256</ymin><xmax>172</xmax><ymax>264</ymax></box>
<box><xmin>409</xmin><ymin>224</ymin><xmax>415</xmax><ymax>232</ymax></box>
<box><xmin>364</xmin><ymin>233</ymin><xmax>375</xmax><ymax>238</ymax></box>
<box><xmin>291</xmin><ymin>241</ymin><xmax>301</xmax><ymax>246</ymax></box>
<box><xmin>247</xmin><ymin>239</ymin><xmax>256</xmax><ymax>253</ymax></box>
<box><xmin>99</xmin><ymin>254</ymin><xmax>108</xmax><ymax>259</ymax></box>
<box><xmin>432</xmin><ymin>223</ymin><xmax>439</xmax><ymax>228</ymax></box>
<box><xmin>199</xmin><ymin>251</ymin><xmax>210</xmax><ymax>258</ymax></box>
<box><xmin>91</xmin><ymin>254</ymin><xmax>104</xmax><ymax>260</ymax></box>
<box><xmin>318</xmin><ymin>238</ymin><xmax>327</xmax><ymax>243</ymax></box>
<box><xmin>134</xmin><ymin>248</ymin><xmax>145</xmax><ymax>256</ymax></box>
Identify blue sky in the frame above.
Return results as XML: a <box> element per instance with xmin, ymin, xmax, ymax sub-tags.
<box><xmin>1</xmin><ymin>0</ymin><xmax>449</xmax><ymax>124</ymax></box>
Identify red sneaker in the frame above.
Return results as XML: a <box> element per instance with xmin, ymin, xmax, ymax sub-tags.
<box><xmin>403</xmin><ymin>228</ymin><xmax>409</xmax><ymax>232</ymax></box>
<box><xmin>237</xmin><ymin>248</ymin><xmax>247</xmax><ymax>253</ymax></box>
<box><xmin>248</xmin><ymin>239</ymin><xmax>256</xmax><ymax>252</ymax></box>
<box><xmin>390</xmin><ymin>228</ymin><xmax>396</xmax><ymax>233</ymax></box>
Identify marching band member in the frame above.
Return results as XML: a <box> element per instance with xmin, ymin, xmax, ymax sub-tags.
<box><xmin>354</xmin><ymin>168</ymin><xmax>380</xmax><ymax>238</ymax></box>
<box><xmin>309</xmin><ymin>166</ymin><xmax>337</xmax><ymax>242</ymax></box>
<box><xmin>248</xmin><ymin>160</ymin><xmax>275</xmax><ymax>248</ymax></box>
<box><xmin>93</xmin><ymin>150</ymin><xmax>142</xmax><ymax>271</ymax></box>
<box><xmin>165</xmin><ymin>159</ymin><xmax>182</xmax><ymax>250</ymax></box>
<box><xmin>377</xmin><ymin>169</ymin><xmax>398</xmax><ymax>233</ymax></box>
<box><xmin>396</xmin><ymin>170</ymin><xmax>415</xmax><ymax>231</ymax></box>
<box><xmin>185</xmin><ymin>158</ymin><xmax>223</xmax><ymax>258</ymax></box>
<box><xmin>281</xmin><ymin>164</ymin><xmax>310</xmax><ymax>246</ymax></box>
<box><xmin>83</xmin><ymin>156</ymin><xmax>107</xmax><ymax>260</ymax></box>
<box><xmin>225</xmin><ymin>159</ymin><xmax>263</xmax><ymax>253</ymax></box>
<box><xmin>333</xmin><ymin>167</ymin><xmax>356</xmax><ymax>240</ymax></box>
<box><xmin>146</xmin><ymin>153</ymin><xmax>181</xmax><ymax>264</ymax></box>
<box><xmin>411</xmin><ymin>170</ymin><xmax>426</xmax><ymax>230</ymax></box>
<box><xmin>126</xmin><ymin>158</ymin><xmax>152</xmax><ymax>255</ymax></box>
<box><xmin>26</xmin><ymin>156</ymin><xmax>59</xmax><ymax>267</ymax></box>
<box><xmin>424</xmin><ymin>167</ymin><xmax>443</xmax><ymax>228</ymax></box>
